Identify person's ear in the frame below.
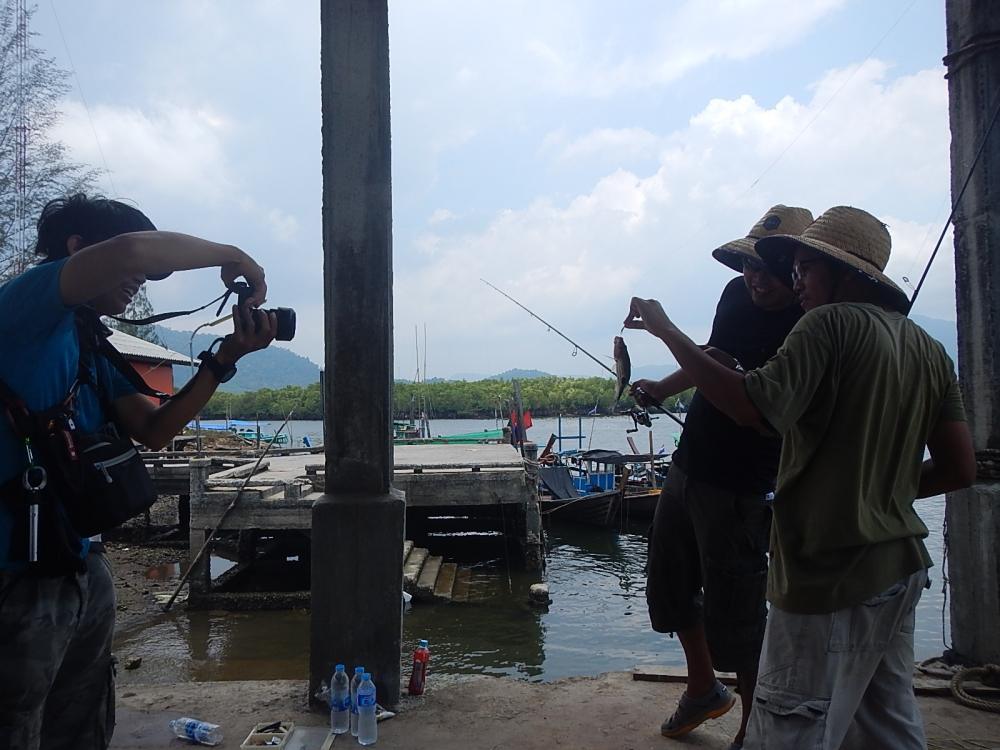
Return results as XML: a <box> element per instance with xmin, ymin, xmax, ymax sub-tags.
<box><xmin>66</xmin><ymin>235</ymin><xmax>84</xmax><ymax>255</ymax></box>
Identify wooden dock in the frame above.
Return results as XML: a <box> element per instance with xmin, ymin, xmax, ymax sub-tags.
<box><xmin>168</xmin><ymin>443</ymin><xmax>542</xmax><ymax>608</ymax></box>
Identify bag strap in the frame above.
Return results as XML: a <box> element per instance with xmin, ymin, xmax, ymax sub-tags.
<box><xmin>75</xmin><ymin>309</ymin><xmax>171</xmax><ymax>403</ymax></box>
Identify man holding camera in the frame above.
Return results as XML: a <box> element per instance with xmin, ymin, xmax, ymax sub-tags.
<box><xmin>0</xmin><ymin>194</ymin><xmax>277</xmax><ymax>749</ymax></box>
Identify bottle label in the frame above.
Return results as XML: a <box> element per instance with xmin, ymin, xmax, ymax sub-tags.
<box><xmin>358</xmin><ymin>693</ymin><xmax>376</xmax><ymax>707</ymax></box>
<box><xmin>333</xmin><ymin>695</ymin><xmax>351</xmax><ymax>711</ymax></box>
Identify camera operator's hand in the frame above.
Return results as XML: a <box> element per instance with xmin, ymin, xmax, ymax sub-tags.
<box><xmin>220</xmin><ymin>251</ymin><xmax>267</xmax><ymax>307</ymax></box>
<box><xmin>217</xmin><ymin>302</ymin><xmax>277</xmax><ymax>365</ymax></box>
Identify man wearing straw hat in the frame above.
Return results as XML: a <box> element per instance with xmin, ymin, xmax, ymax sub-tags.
<box><xmin>624</xmin><ymin>206</ymin><xmax>975</xmax><ymax>749</ymax></box>
<box><xmin>635</xmin><ymin>205</ymin><xmax>811</xmax><ymax>749</ymax></box>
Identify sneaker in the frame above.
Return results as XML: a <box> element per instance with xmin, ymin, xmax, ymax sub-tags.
<box><xmin>660</xmin><ymin>680</ymin><xmax>737</xmax><ymax>738</ymax></box>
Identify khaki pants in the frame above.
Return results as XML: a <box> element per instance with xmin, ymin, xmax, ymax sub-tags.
<box><xmin>0</xmin><ymin>552</ymin><xmax>117</xmax><ymax>750</ymax></box>
<box><xmin>744</xmin><ymin>569</ymin><xmax>928</xmax><ymax>750</ymax></box>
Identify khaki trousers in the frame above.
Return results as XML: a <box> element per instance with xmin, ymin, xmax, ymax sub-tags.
<box><xmin>744</xmin><ymin>569</ymin><xmax>928</xmax><ymax>750</ymax></box>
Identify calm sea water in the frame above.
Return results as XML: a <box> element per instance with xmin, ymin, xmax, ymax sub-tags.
<box><xmin>146</xmin><ymin>416</ymin><xmax>949</xmax><ymax>681</ymax></box>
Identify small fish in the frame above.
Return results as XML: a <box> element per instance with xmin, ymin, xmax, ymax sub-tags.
<box><xmin>613</xmin><ymin>336</ymin><xmax>631</xmax><ymax>405</ymax></box>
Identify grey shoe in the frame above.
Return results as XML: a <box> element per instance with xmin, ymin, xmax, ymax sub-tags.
<box><xmin>660</xmin><ymin>679</ymin><xmax>736</xmax><ymax>738</ymax></box>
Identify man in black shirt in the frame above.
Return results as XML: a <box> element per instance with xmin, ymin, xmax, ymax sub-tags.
<box><xmin>633</xmin><ymin>205</ymin><xmax>811</xmax><ymax>749</ymax></box>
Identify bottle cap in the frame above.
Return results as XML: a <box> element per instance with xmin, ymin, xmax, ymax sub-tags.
<box><xmin>335</xmin><ymin>663</ymin><xmax>345</xmax><ymax>671</ymax></box>
<box><xmin>354</xmin><ymin>666</ymin><xmax>365</xmax><ymax>674</ymax></box>
<box><xmin>419</xmin><ymin>639</ymin><xmax>429</xmax><ymax>648</ymax></box>
<box><xmin>362</xmin><ymin>672</ymin><xmax>372</xmax><ymax>681</ymax></box>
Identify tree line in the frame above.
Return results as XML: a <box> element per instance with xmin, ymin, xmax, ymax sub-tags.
<box><xmin>201</xmin><ymin>377</ymin><xmax>694</xmax><ymax>420</ymax></box>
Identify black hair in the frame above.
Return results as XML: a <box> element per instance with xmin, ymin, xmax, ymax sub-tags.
<box><xmin>34</xmin><ymin>194</ymin><xmax>156</xmax><ymax>263</ymax></box>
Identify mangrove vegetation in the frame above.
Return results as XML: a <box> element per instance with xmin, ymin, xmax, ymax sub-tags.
<box><xmin>201</xmin><ymin>376</ymin><xmax>694</xmax><ymax>420</ymax></box>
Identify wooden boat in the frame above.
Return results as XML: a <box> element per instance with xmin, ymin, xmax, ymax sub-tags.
<box><xmin>537</xmin><ymin>450</ymin><xmax>669</xmax><ymax>527</ymax></box>
<box><xmin>622</xmin><ymin>487</ymin><xmax>661</xmax><ymax>522</ymax></box>
<box><xmin>394</xmin><ymin>428</ymin><xmax>506</xmax><ymax>445</ymax></box>
<box><xmin>539</xmin><ymin>488</ymin><xmax>623</xmax><ymax>527</ymax></box>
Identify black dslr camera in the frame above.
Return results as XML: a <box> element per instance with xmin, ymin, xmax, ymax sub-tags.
<box><xmin>232</xmin><ymin>282</ymin><xmax>296</xmax><ymax>341</ymax></box>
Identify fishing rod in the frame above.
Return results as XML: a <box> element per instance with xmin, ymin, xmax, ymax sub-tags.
<box><xmin>481</xmin><ymin>278</ymin><xmax>616</xmax><ymax>377</ymax></box>
<box><xmin>480</xmin><ymin>278</ymin><xmax>684</xmax><ymax>428</ymax></box>
<box><xmin>908</xmin><ymin>84</ymin><xmax>1000</xmax><ymax>312</ymax></box>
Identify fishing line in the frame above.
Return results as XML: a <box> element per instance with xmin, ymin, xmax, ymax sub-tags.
<box><xmin>908</xmin><ymin>83</ymin><xmax>1000</xmax><ymax>312</ymax></box>
<box><xmin>47</xmin><ymin>0</ymin><xmax>118</xmax><ymax>197</ymax></box>
<box><xmin>480</xmin><ymin>279</ymin><xmax>617</xmax><ymax>377</ymax></box>
<box><xmin>481</xmin><ymin>279</ymin><xmax>684</xmax><ymax>427</ymax></box>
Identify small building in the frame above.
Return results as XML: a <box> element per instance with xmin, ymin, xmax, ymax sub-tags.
<box><xmin>107</xmin><ymin>328</ymin><xmax>191</xmax><ymax>397</ymax></box>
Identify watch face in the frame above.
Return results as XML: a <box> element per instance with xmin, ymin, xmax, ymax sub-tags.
<box><xmin>219</xmin><ymin>365</ymin><xmax>237</xmax><ymax>383</ymax></box>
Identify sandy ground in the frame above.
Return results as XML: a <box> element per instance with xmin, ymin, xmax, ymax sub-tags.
<box><xmin>105</xmin><ymin>499</ymin><xmax>1000</xmax><ymax>750</ymax></box>
<box><xmin>110</xmin><ymin>674</ymin><xmax>1000</xmax><ymax>750</ymax></box>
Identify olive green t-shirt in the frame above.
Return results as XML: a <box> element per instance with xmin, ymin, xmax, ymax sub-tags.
<box><xmin>744</xmin><ymin>303</ymin><xmax>965</xmax><ymax>614</ymax></box>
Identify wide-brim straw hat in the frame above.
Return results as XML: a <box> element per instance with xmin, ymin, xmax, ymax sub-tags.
<box><xmin>756</xmin><ymin>205</ymin><xmax>911</xmax><ymax>314</ymax></box>
<box><xmin>712</xmin><ymin>205</ymin><xmax>815</xmax><ymax>273</ymax></box>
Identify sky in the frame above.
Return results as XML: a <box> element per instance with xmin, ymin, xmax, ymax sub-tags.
<box><xmin>30</xmin><ymin>0</ymin><xmax>956</xmax><ymax>380</ymax></box>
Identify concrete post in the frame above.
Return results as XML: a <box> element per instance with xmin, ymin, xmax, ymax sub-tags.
<box><xmin>521</xmin><ymin>442</ymin><xmax>544</xmax><ymax>570</ymax></box>
<box><xmin>944</xmin><ymin>0</ymin><xmax>1000</xmax><ymax>664</ymax></box>
<box><xmin>311</xmin><ymin>0</ymin><xmax>405</xmax><ymax>707</ymax></box>
<box><xmin>187</xmin><ymin>458</ymin><xmax>212</xmax><ymax>595</ymax></box>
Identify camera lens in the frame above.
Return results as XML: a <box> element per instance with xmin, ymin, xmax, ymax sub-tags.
<box><xmin>272</xmin><ymin>307</ymin><xmax>296</xmax><ymax>341</ymax></box>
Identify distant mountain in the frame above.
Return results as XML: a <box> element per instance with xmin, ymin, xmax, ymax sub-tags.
<box><xmin>487</xmin><ymin>369</ymin><xmax>553</xmax><ymax>381</ymax></box>
<box><xmin>445</xmin><ymin>372</ymin><xmax>489</xmax><ymax>382</ymax></box>
<box><xmin>156</xmin><ymin>326</ymin><xmax>320</xmax><ymax>393</ymax></box>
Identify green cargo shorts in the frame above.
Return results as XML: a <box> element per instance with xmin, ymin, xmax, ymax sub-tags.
<box><xmin>0</xmin><ymin>551</ymin><xmax>117</xmax><ymax>750</ymax></box>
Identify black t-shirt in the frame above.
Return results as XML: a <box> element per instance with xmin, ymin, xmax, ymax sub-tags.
<box><xmin>671</xmin><ymin>277</ymin><xmax>802</xmax><ymax>494</ymax></box>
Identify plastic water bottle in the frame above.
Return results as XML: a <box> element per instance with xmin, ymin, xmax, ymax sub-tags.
<box><xmin>408</xmin><ymin>639</ymin><xmax>431</xmax><ymax>696</ymax></box>
<box><xmin>350</xmin><ymin>665</ymin><xmax>365</xmax><ymax>736</ymax></box>
<box><xmin>357</xmin><ymin>673</ymin><xmax>377</xmax><ymax>746</ymax></box>
<box><xmin>330</xmin><ymin>663</ymin><xmax>351</xmax><ymax>734</ymax></box>
<box><xmin>169</xmin><ymin>717</ymin><xmax>223</xmax><ymax>746</ymax></box>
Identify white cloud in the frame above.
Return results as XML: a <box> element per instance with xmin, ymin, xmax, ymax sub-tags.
<box><xmin>544</xmin><ymin>127</ymin><xmax>663</xmax><ymax>163</ymax></box>
<box><xmin>523</xmin><ymin>0</ymin><xmax>846</xmax><ymax>96</ymax></box>
<box><xmin>264</xmin><ymin>209</ymin><xmax>300</xmax><ymax>244</ymax></box>
<box><xmin>394</xmin><ymin>59</ymin><xmax>953</xmax><ymax>377</ymax></box>
<box><xmin>428</xmin><ymin>209</ymin><xmax>457</xmax><ymax>225</ymax></box>
<box><xmin>53</xmin><ymin>101</ymin><xmax>234</xmax><ymax>203</ymax></box>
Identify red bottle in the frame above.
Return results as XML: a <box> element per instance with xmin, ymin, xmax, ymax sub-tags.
<box><xmin>408</xmin><ymin>639</ymin><xmax>430</xmax><ymax>696</ymax></box>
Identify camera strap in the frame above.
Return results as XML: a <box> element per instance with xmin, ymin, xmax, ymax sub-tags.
<box><xmin>107</xmin><ymin>288</ymin><xmax>234</xmax><ymax>327</ymax></box>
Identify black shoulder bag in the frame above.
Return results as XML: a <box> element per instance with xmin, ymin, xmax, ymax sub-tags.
<box><xmin>0</xmin><ymin>312</ymin><xmax>162</xmax><ymax>573</ymax></box>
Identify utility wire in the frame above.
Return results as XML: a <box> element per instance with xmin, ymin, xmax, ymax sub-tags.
<box><xmin>743</xmin><ymin>0</ymin><xmax>919</xmax><ymax>194</ymax></box>
<box><xmin>47</xmin><ymin>0</ymin><xmax>118</xmax><ymax>197</ymax></box>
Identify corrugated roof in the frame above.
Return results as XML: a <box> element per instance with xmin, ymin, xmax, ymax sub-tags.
<box><xmin>107</xmin><ymin>328</ymin><xmax>191</xmax><ymax>366</ymax></box>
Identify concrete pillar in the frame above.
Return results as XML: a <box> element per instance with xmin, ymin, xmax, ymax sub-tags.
<box><xmin>310</xmin><ymin>0</ymin><xmax>405</xmax><ymax>707</ymax></box>
<box><xmin>187</xmin><ymin>458</ymin><xmax>212</xmax><ymax>595</ymax></box>
<box><xmin>944</xmin><ymin>0</ymin><xmax>1000</xmax><ymax>664</ymax></box>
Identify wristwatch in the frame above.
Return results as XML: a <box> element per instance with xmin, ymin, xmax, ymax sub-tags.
<box><xmin>197</xmin><ymin>351</ymin><xmax>237</xmax><ymax>383</ymax></box>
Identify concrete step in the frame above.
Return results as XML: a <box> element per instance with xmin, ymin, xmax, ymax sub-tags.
<box><xmin>416</xmin><ymin>555</ymin><xmax>443</xmax><ymax>599</ymax></box>
<box><xmin>402</xmin><ymin>540</ymin><xmax>414</xmax><ymax>563</ymax></box>
<box><xmin>433</xmin><ymin>562</ymin><xmax>458</xmax><ymax>601</ymax></box>
<box><xmin>402</xmin><ymin>547</ymin><xmax>429</xmax><ymax>593</ymax></box>
<box><xmin>451</xmin><ymin>567</ymin><xmax>472</xmax><ymax>602</ymax></box>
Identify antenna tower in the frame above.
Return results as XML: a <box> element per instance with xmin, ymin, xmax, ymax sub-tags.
<box><xmin>12</xmin><ymin>0</ymin><xmax>30</xmax><ymax>277</ymax></box>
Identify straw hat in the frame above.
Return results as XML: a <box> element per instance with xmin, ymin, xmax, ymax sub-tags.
<box><xmin>712</xmin><ymin>205</ymin><xmax>814</xmax><ymax>272</ymax></box>
<box><xmin>755</xmin><ymin>206</ymin><xmax>911</xmax><ymax>313</ymax></box>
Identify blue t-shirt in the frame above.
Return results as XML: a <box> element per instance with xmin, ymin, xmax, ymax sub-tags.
<box><xmin>0</xmin><ymin>259</ymin><xmax>136</xmax><ymax>567</ymax></box>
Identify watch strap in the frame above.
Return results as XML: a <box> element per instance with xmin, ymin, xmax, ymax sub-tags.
<box><xmin>197</xmin><ymin>350</ymin><xmax>236</xmax><ymax>383</ymax></box>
